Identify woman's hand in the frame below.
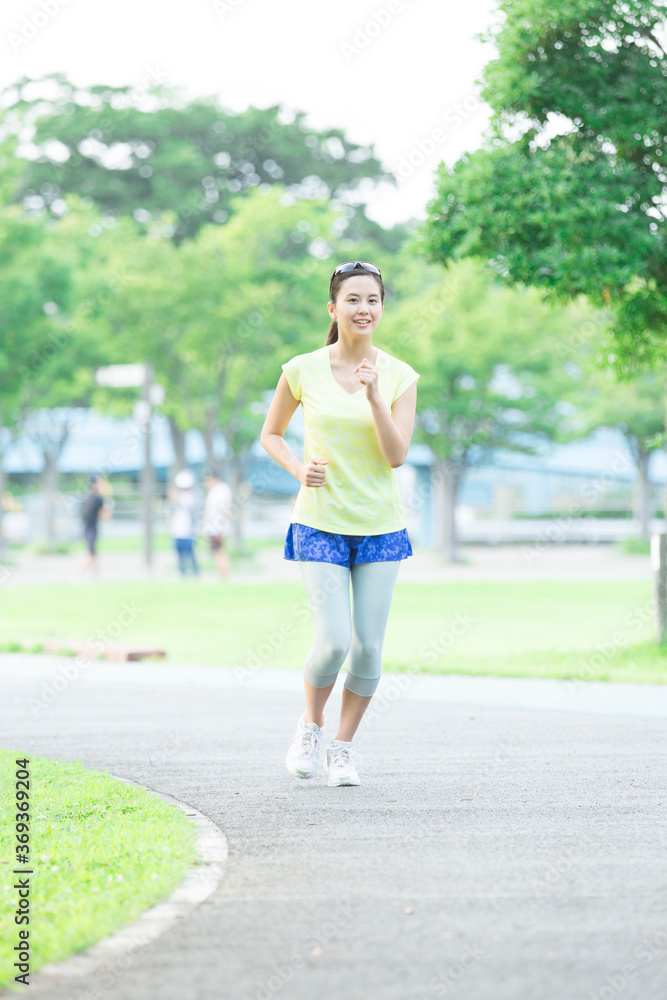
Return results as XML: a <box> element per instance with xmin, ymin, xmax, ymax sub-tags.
<box><xmin>299</xmin><ymin>457</ymin><xmax>328</xmax><ymax>487</ymax></box>
<box><xmin>353</xmin><ymin>357</ymin><xmax>381</xmax><ymax>402</ymax></box>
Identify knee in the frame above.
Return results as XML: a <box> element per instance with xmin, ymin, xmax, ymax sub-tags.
<box><xmin>308</xmin><ymin>631</ymin><xmax>351</xmax><ymax>670</ymax></box>
<box><xmin>304</xmin><ymin>635</ymin><xmax>350</xmax><ymax>687</ymax></box>
<box><xmin>326</xmin><ymin>638</ymin><xmax>351</xmax><ymax>665</ymax></box>
<box><xmin>354</xmin><ymin>638</ymin><xmax>382</xmax><ymax>664</ymax></box>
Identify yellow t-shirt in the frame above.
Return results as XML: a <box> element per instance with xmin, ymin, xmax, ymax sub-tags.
<box><xmin>281</xmin><ymin>344</ymin><xmax>420</xmax><ymax>535</ymax></box>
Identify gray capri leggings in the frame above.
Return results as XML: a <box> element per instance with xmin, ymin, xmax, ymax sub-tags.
<box><xmin>298</xmin><ymin>559</ymin><xmax>402</xmax><ymax>697</ymax></box>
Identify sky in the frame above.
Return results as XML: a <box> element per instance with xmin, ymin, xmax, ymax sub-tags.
<box><xmin>0</xmin><ymin>0</ymin><xmax>501</xmax><ymax>227</ymax></box>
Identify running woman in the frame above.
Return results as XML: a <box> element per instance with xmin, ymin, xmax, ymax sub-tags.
<box><xmin>260</xmin><ymin>261</ymin><xmax>420</xmax><ymax>787</ymax></box>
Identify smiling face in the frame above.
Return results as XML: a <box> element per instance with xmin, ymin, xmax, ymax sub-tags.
<box><xmin>328</xmin><ymin>274</ymin><xmax>384</xmax><ymax>338</ymax></box>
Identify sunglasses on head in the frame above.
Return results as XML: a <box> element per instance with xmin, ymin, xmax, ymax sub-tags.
<box><xmin>331</xmin><ymin>261</ymin><xmax>382</xmax><ymax>279</ymax></box>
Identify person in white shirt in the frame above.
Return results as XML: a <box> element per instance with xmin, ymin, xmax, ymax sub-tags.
<box><xmin>168</xmin><ymin>468</ymin><xmax>200</xmax><ymax>576</ymax></box>
<box><xmin>203</xmin><ymin>468</ymin><xmax>233</xmax><ymax>581</ymax></box>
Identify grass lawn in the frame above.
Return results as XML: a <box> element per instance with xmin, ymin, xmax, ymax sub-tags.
<box><xmin>0</xmin><ymin>578</ymin><xmax>663</xmax><ymax>683</ymax></box>
<box><xmin>93</xmin><ymin>534</ymin><xmax>284</xmax><ymax>555</ymax></box>
<box><xmin>0</xmin><ymin>750</ymin><xmax>197</xmax><ymax>990</ymax></box>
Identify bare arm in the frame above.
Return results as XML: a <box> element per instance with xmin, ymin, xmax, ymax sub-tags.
<box><xmin>260</xmin><ymin>374</ymin><xmax>329</xmax><ymax>488</ymax></box>
<box><xmin>368</xmin><ymin>380</ymin><xmax>418</xmax><ymax>468</ymax></box>
<box><xmin>259</xmin><ymin>373</ymin><xmax>304</xmax><ymax>481</ymax></box>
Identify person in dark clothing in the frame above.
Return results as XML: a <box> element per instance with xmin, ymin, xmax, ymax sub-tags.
<box><xmin>79</xmin><ymin>475</ymin><xmax>111</xmax><ymax>579</ymax></box>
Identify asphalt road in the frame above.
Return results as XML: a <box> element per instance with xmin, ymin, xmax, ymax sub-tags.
<box><xmin>1</xmin><ymin>654</ymin><xmax>666</xmax><ymax>1000</ymax></box>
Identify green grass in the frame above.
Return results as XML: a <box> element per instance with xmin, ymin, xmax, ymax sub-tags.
<box><xmin>94</xmin><ymin>533</ymin><xmax>282</xmax><ymax>555</ymax></box>
<box><xmin>0</xmin><ymin>750</ymin><xmax>197</xmax><ymax>990</ymax></box>
<box><xmin>0</xmin><ymin>578</ymin><xmax>663</xmax><ymax>683</ymax></box>
<box><xmin>616</xmin><ymin>536</ymin><xmax>652</xmax><ymax>556</ymax></box>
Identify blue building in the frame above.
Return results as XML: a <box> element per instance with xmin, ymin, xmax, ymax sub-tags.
<box><xmin>2</xmin><ymin>409</ymin><xmax>663</xmax><ymax>545</ymax></box>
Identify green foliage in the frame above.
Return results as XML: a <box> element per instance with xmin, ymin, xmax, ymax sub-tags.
<box><xmin>82</xmin><ymin>185</ymin><xmax>345</xmax><ymax>460</ymax></box>
<box><xmin>618</xmin><ymin>536</ymin><xmax>652</xmax><ymax>554</ymax></box>
<box><xmin>562</xmin><ymin>365</ymin><xmax>665</xmax><ymax>455</ymax></box>
<box><xmin>421</xmin><ymin>0</ymin><xmax>667</xmax><ymax>375</ymax></box>
<box><xmin>0</xmin><ymin>176</ymin><xmax>116</xmax><ymax>433</ymax></box>
<box><xmin>420</xmin><ymin>137</ymin><xmax>656</xmax><ymax>305</ymax></box>
<box><xmin>1</xmin><ymin>73</ymin><xmax>397</xmax><ymax>246</ymax></box>
<box><xmin>380</xmin><ymin>255</ymin><xmax>590</xmax><ymax>469</ymax></box>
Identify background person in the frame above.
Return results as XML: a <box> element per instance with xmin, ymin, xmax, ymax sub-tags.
<box><xmin>260</xmin><ymin>260</ymin><xmax>420</xmax><ymax>788</ymax></box>
<box><xmin>203</xmin><ymin>468</ymin><xmax>233</xmax><ymax>581</ymax></box>
<box><xmin>168</xmin><ymin>468</ymin><xmax>200</xmax><ymax>577</ymax></box>
<box><xmin>78</xmin><ymin>475</ymin><xmax>112</xmax><ymax>580</ymax></box>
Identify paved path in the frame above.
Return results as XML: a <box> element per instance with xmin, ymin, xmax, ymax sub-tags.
<box><xmin>1</xmin><ymin>653</ymin><xmax>665</xmax><ymax>1000</ymax></box>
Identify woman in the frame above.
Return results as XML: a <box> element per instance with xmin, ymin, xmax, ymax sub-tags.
<box><xmin>260</xmin><ymin>261</ymin><xmax>420</xmax><ymax>787</ymax></box>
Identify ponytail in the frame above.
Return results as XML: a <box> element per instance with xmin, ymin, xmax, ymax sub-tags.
<box><xmin>326</xmin><ymin>318</ymin><xmax>339</xmax><ymax>345</ymax></box>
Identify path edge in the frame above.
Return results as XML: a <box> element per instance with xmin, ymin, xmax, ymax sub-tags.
<box><xmin>10</xmin><ymin>773</ymin><xmax>228</xmax><ymax>988</ymax></box>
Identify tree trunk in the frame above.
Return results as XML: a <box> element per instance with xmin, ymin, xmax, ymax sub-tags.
<box><xmin>656</xmin><ymin>381</ymin><xmax>667</xmax><ymax>641</ymax></box>
<box><xmin>41</xmin><ymin>452</ymin><xmax>59</xmax><ymax>543</ymax></box>
<box><xmin>230</xmin><ymin>450</ymin><xmax>243</xmax><ymax>549</ymax></box>
<box><xmin>434</xmin><ymin>458</ymin><xmax>462</xmax><ymax>564</ymax></box>
<box><xmin>635</xmin><ymin>448</ymin><xmax>651</xmax><ymax>539</ymax></box>
<box><xmin>202</xmin><ymin>411</ymin><xmax>217</xmax><ymax>470</ymax></box>
<box><xmin>168</xmin><ymin>416</ymin><xmax>187</xmax><ymax>480</ymax></box>
<box><xmin>0</xmin><ymin>413</ymin><xmax>6</xmax><ymax>561</ymax></box>
<box><xmin>202</xmin><ymin>427</ymin><xmax>216</xmax><ymax>470</ymax></box>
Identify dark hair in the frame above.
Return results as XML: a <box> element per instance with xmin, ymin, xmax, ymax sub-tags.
<box><xmin>203</xmin><ymin>467</ymin><xmax>220</xmax><ymax>479</ymax></box>
<box><xmin>326</xmin><ymin>270</ymin><xmax>385</xmax><ymax>345</ymax></box>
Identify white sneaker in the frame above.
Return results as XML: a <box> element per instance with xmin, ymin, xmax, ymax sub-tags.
<box><xmin>285</xmin><ymin>717</ymin><xmax>322</xmax><ymax>778</ymax></box>
<box><xmin>325</xmin><ymin>740</ymin><xmax>363</xmax><ymax>786</ymax></box>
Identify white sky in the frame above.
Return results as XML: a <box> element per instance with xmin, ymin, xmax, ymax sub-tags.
<box><xmin>1</xmin><ymin>0</ymin><xmax>501</xmax><ymax>227</ymax></box>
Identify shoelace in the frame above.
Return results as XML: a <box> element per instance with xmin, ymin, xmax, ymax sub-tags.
<box><xmin>291</xmin><ymin>728</ymin><xmax>319</xmax><ymax>758</ymax></box>
<box><xmin>328</xmin><ymin>744</ymin><xmax>363</xmax><ymax>769</ymax></box>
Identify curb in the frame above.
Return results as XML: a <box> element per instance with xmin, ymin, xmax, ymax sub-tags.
<box><xmin>10</xmin><ymin>773</ymin><xmax>228</xmax><ymax>989</ymax></box>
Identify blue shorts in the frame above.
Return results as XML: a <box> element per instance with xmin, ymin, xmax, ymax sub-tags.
<box><xmin>284</xmin><ymin>522</ymin><xmax>413</xmax><ymax>567</ymax></box>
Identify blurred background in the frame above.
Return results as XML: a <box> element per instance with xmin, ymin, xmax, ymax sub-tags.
<box><xmin>0</xmin><ymin>0</ymin><xmax>665</xmax><ymax>600</ymax></box>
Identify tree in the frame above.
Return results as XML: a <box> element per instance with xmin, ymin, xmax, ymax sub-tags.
<box><xmin>85</xmin><ymin>186</ymin><xmax>344</xmax><ymax>546</ymax></box>
<box><xmin>563</xmin><ymin>367</ymin><xmax>665</xmax><ymax>537</ymax></box>
<box><xmin>380</xmin><ymin>255</ymin><xmax>585</xmax><ymax>561</ymax></box>
<box><xmin>0</xmin><ymin>143</ymin><xmax>78</xmax><ymax>548</ymax></box>
<box><xmin>421</xmin><ymin>0</ymin><xmax>666</xmax><ymax>355</ymax></box>
<box><xmin>0</xmin><ymin>73</ymin><xmax>403</xmax><ymax>248</ymax></box>
<box><xmin>420</xmin><ymin>0</ymin><xmax>667</xmax><ymax>608</ymax></box>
